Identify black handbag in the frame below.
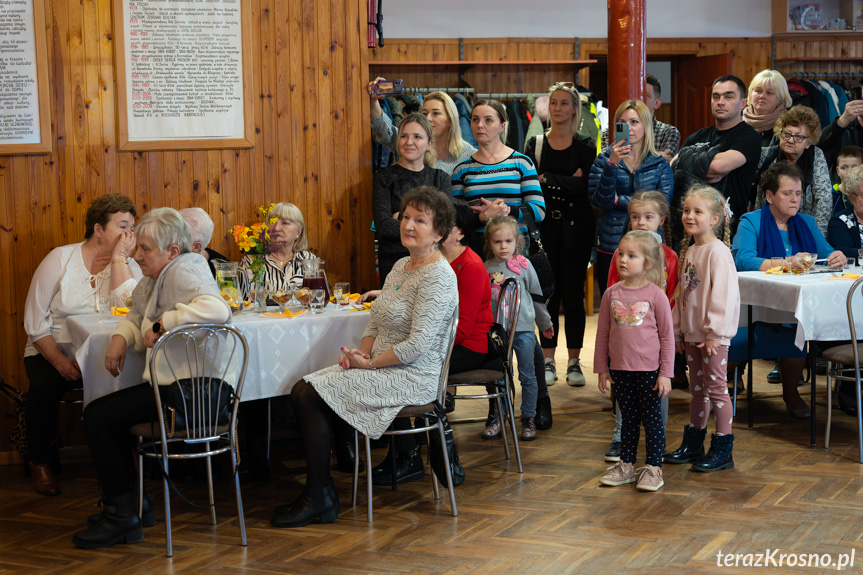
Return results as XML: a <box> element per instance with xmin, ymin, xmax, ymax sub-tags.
<box><xmin>519</xmin><ymin>206</ymin><xmax>555</xmax><ymax>303</ymax></box>
<box><xmin>428</xmin><ymin>401</ymin><xmax>465</xmax><ymax>487</ymax></box>
<box><xmin>162</xmin><ymin>378</ymin><xmax>234</xmax><ymax>438</ymax></box>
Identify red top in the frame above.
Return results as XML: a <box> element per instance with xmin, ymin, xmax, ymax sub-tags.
<box><xmin>607</xmin><ymin>243</ymin><xmax>679</xmax><ymax>309</ymax></box>
<box><xmin>451</xmin><ymin>247</ymin><xmax>492</xmax><ymax>354</ymax></box>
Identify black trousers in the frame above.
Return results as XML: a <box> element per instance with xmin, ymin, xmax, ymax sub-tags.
<box><xmin>595</xmin><ymin>250</ymin><xmax>614</xmax><ymax>300</ymax></box>
<box><xmin>83</xmin><ymin>383</ymin><xmax>168</xmax><ymax>497</ymax></box>
<box><xmin>538</xmin><ymin>217</ymin><xmax>594</xmax><ymax>350</ymax></box>
<box><xmin>24</xmin><ymin>354</ymin><xmax>82</xmax><ymax>464</ymax></box>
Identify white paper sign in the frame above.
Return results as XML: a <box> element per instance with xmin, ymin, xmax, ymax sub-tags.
<box><xmin>123</xmin><ymin>0</ymin><xmax>245</xmax><ymax>141</ymax></box>
<box><xmin>0</xmin><ymin>0</ymin><xmax>41</xmax><ymax>145</ymax></box>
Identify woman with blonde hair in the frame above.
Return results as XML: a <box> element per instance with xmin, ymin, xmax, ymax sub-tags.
<box><xmin>373</xmin><ymin>113</ymin><xmax>452</xmax><ymax>284</ymax></box>
<box><xmin>524</xmin><ymin>81</ymin><xmax>597</xmax><ymax>394</ymax></box>
<box><xmin>743</xmin><ymin>70</ymin><xmax>792</xmax><ymax>147</ymax></box>
<box><xmin>589</xmin><ymin>100</ymin><xmax>674</xmax><ymax>296</ymax></box>
<box><xmin>368</xmin><ymin>79</ymin><xmax>476</xmax><ymax>174</ymax></box>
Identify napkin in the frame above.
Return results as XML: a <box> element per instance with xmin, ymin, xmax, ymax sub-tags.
<box><xmin>261</xmin><ymin>308</ymin><xmax>308</xmax><ymax>319</ymax></box>
<box><xmin>827</xmin><ymin>273</ymin><xmax>862</xmax><ymax>280</ymax></box>
<box><xmin>111</xmin><ymin>306</ymin><xmax>129</xmax><ymax>317</ymax></box>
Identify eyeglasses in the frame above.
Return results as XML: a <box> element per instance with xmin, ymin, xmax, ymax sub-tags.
<box><xmin>850</xmin><ymin>192</ymin><xmax>863</xmax><ymax>200</ymax></box>
<box><xmin>780</xmin><ymin>130</ymin><xmax>809</xmax><ymax>144</ymax></box>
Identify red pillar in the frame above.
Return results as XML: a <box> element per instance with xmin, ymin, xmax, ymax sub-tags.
<box><xmin>607</xmin><ymin>0</ymin><xmax>646</xmax><ymax>116</ymax></box>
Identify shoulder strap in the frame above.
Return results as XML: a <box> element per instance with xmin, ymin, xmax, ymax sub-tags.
<box><xmin>535</xmin><ymin>134</ymin><xmax>544</xmax><ymax>172</ymax></box>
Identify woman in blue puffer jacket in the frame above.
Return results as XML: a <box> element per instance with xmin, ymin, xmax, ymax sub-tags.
<box><xmin>589</xmin><ymin>100</ymin><xmax>674</xmax><ymax>295</ymax></box>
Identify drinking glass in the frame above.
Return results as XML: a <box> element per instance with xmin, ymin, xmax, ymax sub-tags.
<box><xmin>310</xmin><ymin>289</ymin><xmax>326</xmax><ymax>314</ymax></box>
<box><xmin>858</xmin><ymin>249</ymin><xmax>863</xmax><ymax>270</ymax></box>
<box><xmin>770</xmin><ymin>257</ymin><xmax>786</xmax><ymax>275</ymax></box>
<box><xmin>271</xmin><ymin>288</ymin><xmax>291</xmax><ymax>312</ymax></box>
<box><xmin>334</xmin><ymin>282</ymin><xmax>350</xmax><ymax>307</ymax></box>
<box><xmin>789</xmin><ymin>254</ymin><xmax>805</xmax><ymax>275</ymax></box>
<box><xmin>798</xmin><ymin>252</ymin><xmax>815</xmax><ymax>274</ymax></box>
<box><xmin>96</xmin><ymin>295</ymin><xmax>111</xmax><ymax>314</ymax></box>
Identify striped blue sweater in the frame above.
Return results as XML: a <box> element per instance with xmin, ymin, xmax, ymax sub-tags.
<box><xmin>451</xmin><ymin>152</ymin><xmax>545</xmax><ymax>232</ymax></box>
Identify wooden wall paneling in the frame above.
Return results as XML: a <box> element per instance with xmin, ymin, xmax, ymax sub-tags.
<box><xmin>97</xmin><ymin>0</ymin><xmax>117</xmax><ymax>196</ymax></box>
<box><xmin>258</xmin><ymin>0</ymin><xmax>276</xmax><ymax>205</ymax></box>
<box><xmin>301</xmin><ymin>0</ymin><xmax>321</xmax><ymax>256</ymax></box>
<box><xmin>327</xmin><ymin>0</ymin><xmax>346</xmax><ymax>284</ymax></box>
<box><xmin>83</xmin><ymin>0</ymin><xmax>104</xmax><ymax>198</ymax></box>
<box><xmin>162</xmin><ymin>151</ymin><xmax>178</xmax><ymax>208</ymax></box>
<box><xmin>286</xmin><ymin>0</ymin><xmax>305</xmax><ymax>211</ymax></box>
<box><xmin>273</xmin><ymin>0</ymin><xmax>291</xmax><ymax>203</ymax></box>
<box><xmin>315</xmin><ymin>0</ymin><xmax>336</xmax><ymax>265</ymax></box>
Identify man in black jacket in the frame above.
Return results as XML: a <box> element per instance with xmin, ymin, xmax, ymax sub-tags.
<box><xmin>819</xmin><ymin>98</ymin><xmax>863</xmax><ymax>173</ymax></box>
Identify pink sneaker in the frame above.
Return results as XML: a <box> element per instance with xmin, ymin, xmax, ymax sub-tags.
<box><xmin>635</xmin><ymin>465</ymin><xmax>664</xmax><ymax>491</ymax></box>
<box><xmin>599</xmin><ymin>461</ymin><xmax>636</xmax><ymax>486</ymax></box>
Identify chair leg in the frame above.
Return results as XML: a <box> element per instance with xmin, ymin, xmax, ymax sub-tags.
<box><xmin>425</xmin><ymin>419</ymin><xmax>440</xmax><ymax>502</ymax></box>
<box><xmin>205</xmin><ymin>448</ymin><xmax>217</xmax><ymax>525</ymax></box>
<box><xmin>231</xmin><ymin>435</ymin><xmax>247</xmax><ymax>546</ymax></box>
<box><xmin>825</xmin><ymin>363</ymin><xmax>833</xmax><ymax>450</ymax></box>
<box><xmin>503</xmin><ymin>379</ymin><xmax>523</xmax><ymax>473</ymax></box>
<box><xmin>435</xmin><ymin>420</ymin><xmax>458</xmax><ymax>517</ymax></box>
<box><xmin>389</xmin><ymin>435</ymin><xmax>398</xmax><ymax>491</ymax></box>
<box><xmin>856</xmin><ymin>371</ymin><xmax>863</xmax><ymax>464</ymax></box>
<box><xmin>162</xmin><ymin>456</ymin><xmax>173</xmax><ymax>557</ymax></box>
<box><xmin>496</xmin><ymin>395</ymin><xmax>510</xmax><ymax>460</ymax></box>
<box><xmin>137</xmin><ymin>438</ymin><xmax>144</xmax><ymax>519</ymax></box>
<box><xmin>351</xmin><ymin>429</ymin><xmax>359</xmax><ymax>508</ymax></box>
<box><xmin>266</xmin><ymin>398</ymin><xmax>272</xmax><ymax>461</ymax></box>
<box><xmin>365</xmin><ymin>435</ymin><xmax>373</xmax><ymax>523</ymax></box>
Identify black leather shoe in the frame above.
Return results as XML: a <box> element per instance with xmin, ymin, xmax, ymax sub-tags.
<box><xmin>271</xmin><ymin>483</ymin><xmax>339</xmax><ymax>528</ymax></box>
<box><xmin>334</xmin><ymin>433</ymin><xmax>365</xmax><ymax>474</ymax></box>
<box><xmin>372</xmin><ymin>448</ymin><xmax>424</xmax><ymax>486</ymax></box>
<box><xmin>692</xmin><ymin>433</ymin><xmax>734</xmax><ymax>472</ymax></box>
<box><xmin>535</xmin><ymin>395</ymin><xmax>553</xmax><ymax>430</ymax></box>
<box><xmin>664</xmin><ymin>425</ymin><xmax>707</xmax><ymax>464</ymax></box>
<box><xmin>88</xmin><ymin>491</ymin><xmax>155</xmax><ymax>528</ymax></box>
<box><xmin>73</xmin><ymin>493</ymin><xmax>144</xmax><ymax>549</ymax></box>
<box><xmin>767</xmin><ymin>361</ymin><xmax>782</xmax><ymax>384</ymax></box>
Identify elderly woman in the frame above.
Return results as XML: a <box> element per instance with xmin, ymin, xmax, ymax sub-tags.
<box><xmin>368</xmin><ymin>79</ymin><xmax>476</xmax><ymax>175</ymax></box>
<box><xmin>22</xmin><ymin>194</ymin><xmax>141</xmax><ymax>496</ymax></box>
<box><xmin>525</xmin><ymin>81</ymin><xmax>597</xmax><ymax>388</ymax></box>
<box><xmin>589</xmin><ymin>99</ymin><xmax>674</xmax><ymax>297</ymax></box>
<box><xmin>743</xmin><ymin>70</ymin><xmax>792</xmax><ymax>147</ymax></box>
<box><xmin>374</xmin><ymin>112</ymin><xmax>452</xmax><ymax>284</ymax></box>
<box><xmin>732</xmin><ymin>162</ymin><xmax>845</xmax><ymax>418</ymax></box>
<box><xmin>71</xmin><ymin>207</ymin><xmax>231</xmax><ymax>549</ymax></box>
<box><xmin>828</xmin><ymin>165</ymin><xmax>863</xmax><ymax>260</ymax></box>
<box><xmin>240</xmin><ymin>202</ymin><xmax>313</xmax><ymax>297</ymax></box>
<box><xmin>754</xmin><ymin>106</ymin><xmax>833</xmax><ymax>235</ymax></box>
<box><xmin>271</xmin><ymin>187</ymin><xmax>457</xmax><ymax>528</ymax></box>
<box><xmin>452</xmin><ymin>99</ymin><xmax>545</xmax><ymax>257</ymax></box>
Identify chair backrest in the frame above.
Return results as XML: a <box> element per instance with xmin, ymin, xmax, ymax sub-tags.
<box><xmin>148</xmin><ymin>323</ymin><xmax>249</xmax><ymax>440</ymax></box>
<box><xmin>847</xmin><ymin>276</ymin><xmax>863</xmax><ymax>374</ymax></box>
<box><xmin>434</xmin><ymin>305</ymin><xmax>460</xmax><ymax>405</ymax></box>
<box><xmin>496</xmin><ymin>278</ymin><xmax>521</xmax><ymax>367</ymax></box>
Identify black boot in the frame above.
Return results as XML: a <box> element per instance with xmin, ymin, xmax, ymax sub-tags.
<box><xmin>664</xmin><ymin>425</ymin><xmax>707</xmax><ymax>464</ymax></box>
<box><xmin>72</xmin><ymin>492</ymin><xmax>144</xmax><ymax>549</ymax></box>
<box><xmin>535</xmin><ymin>395</ymin><xmax>553</xmax><ymax>430</ymax></box>
<box><xmin>372</xmin><ymin>447</ymin><xmax>394</xmax><ymax>476</ymax></box>
<box><xmin>692</xmin><ymin>433</ymin><xmax>734</xmax><ymax>472</ymax></box>
<box><xmin>333</xmin><ymin>427</ymin><xmax>364</xmax><ymax>473</ymax></box>
<box><xmin>372</xmin><ymin>447</ymin><xmax>424</xmax><ymax>486</ymax></box>
<box><xmin>271</xmin><ymin>481</ymin><xmax>339</xmax><ymax>528</ymax></box>
<box><xmin>87</xmin><ymin>491</ymin><xmax>155</xmax><ymax>528</ymax></box>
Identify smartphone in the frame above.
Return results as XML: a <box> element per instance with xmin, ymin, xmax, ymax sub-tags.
<box><xmin>852</xmin><ymin>86</ymin><xmax>863</xmax><ymax>101</ymax></box>
<box><xmin>614</xmin><ymin>121</ymin><xmax>629</xmax><ymax>145</ymax></box>
<box><xmin>374</xmin><ymin>79</ymin><xmax>403</xmax><ymax>96</ymax></box>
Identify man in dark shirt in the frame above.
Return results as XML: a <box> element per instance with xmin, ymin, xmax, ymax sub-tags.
<box><xmin>818</xmin><ymin>98</ymin><xmax>863</xmax><ymax>173</ymax></box>
<box><xmin>675</xmin><ymin>75</ymin><xmax>762</xmax><ymax>228</ymax></box>
<box><xmin>645</xmin><ymin>74</ymin><xmax>681</xmax><ymax>163</ymax></box>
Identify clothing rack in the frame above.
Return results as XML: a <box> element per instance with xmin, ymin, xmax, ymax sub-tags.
<box><xmin>783</xmin><ymin>72</ymin><xmax>862</xmax><ymax>79</ymax></box>
<box><xmin>475</xmin><ymin>92</ymin><xmax>547</xmax><ymax>99</ymax></box>
<box><xmin>402</xmin><ymin>87</ymin><xmax>475</xmax><ymax>94</ymax></box>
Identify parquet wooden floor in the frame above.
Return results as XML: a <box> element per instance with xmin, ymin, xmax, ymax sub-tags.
<box><xmin>4</xmin><ymin>313</ymin><xmax>863</xmax><ymax>574</ymax></box>
<box><xmin>3</xmin><ymin>393</ymin><xmax>863</xmax><ymax>575</ymax></box>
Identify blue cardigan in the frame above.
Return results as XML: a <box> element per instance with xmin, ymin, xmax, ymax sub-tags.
<box><xmin>827</xmin><ymin>209</ymin><xmax>863</xmax><ymax>261</ymax></box>
<box><xmin>588</xmin><ymin>150</ymin><xmax>673</xmax><ymax>253</ymax></box>
<box><xmin>732</xmin><ymin>210</ymin><xmax>835</xmax><ymax>271</ymax></box>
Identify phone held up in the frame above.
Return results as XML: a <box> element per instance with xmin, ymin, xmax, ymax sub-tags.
<box><xmin>614</xmin><ymin>122</ymin><xmax>629</xmax><ymax>146</ymax></box>
<box><xmin>375</xmin><ymin>80</ymin><xmax>404</xmax><ymax>97</ymax></box>
<box><xmin>851</xmin><ymin>86</ymin><xmax>863</xmax><ymax>102</ymax></box>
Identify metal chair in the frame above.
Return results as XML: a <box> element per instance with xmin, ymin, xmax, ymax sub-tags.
<box><xmin>823</xmin><ymin>276</ymin><xmax>863</xmax><ymax>462</ymax></box>
<box><xmin>351</xmin><ymin>305</ymin><xmax>460</xmax><ymax>522</ymax></box>
<box><xmin>130</xmin><ymin>323</ymin><xmax>249</xmax><ymax>557</ymax></box>
<box><xmin>448</xmin><ymin>278</ymin><xmax>523</xmax><ymax>473</ymax></box>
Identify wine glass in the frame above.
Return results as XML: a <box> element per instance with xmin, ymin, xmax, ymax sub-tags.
<box><xmin>271</xmin><ymin>288</ymin><xmax>290</xmax><ymax>312</ymax></box>
<box><xmin>798</xmin><ymin>252</ymin><xmax>815</xmax><ymax>274</ymax></box>
<box><xmin>334</xmin><ymin>282</ymin><xmax>350</xmax><ymax>308</ymax></box>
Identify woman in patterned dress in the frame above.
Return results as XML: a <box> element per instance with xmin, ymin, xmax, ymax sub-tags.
<box><xmin>271</xmin><ymin>186</ymin><xmax>458</xmax><ymax>528</ymax></box>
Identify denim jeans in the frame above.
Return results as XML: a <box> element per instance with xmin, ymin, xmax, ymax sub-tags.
<box><xmin>511</xmin><ymin>331</ymin><xmax>539</xmax><ymax>417</ymax></box>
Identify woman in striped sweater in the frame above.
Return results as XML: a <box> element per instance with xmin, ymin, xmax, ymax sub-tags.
<box><xmin>451</xmin><ymin>99</ymin><xmax>545</xmax><ymax>256</ymax></box>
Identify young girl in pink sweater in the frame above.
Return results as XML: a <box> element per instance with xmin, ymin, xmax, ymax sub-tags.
<box><xmin>595</xmin><ymin>230</ymin><xmax>674</xmax><ymax>492</ymax></box>
<box><xmin>666</xmin><ymin>185</ymin><xmax>740</xmax><ymax>472</ymax></box>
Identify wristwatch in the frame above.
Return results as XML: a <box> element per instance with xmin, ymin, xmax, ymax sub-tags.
<box><xmin>112</xmin><ymin>256</ymin><xmax>130</xmax><ymax>264</ymax></box>
<box><xmin>152</xmin><ymin>321</ymin><xmax>163</xmax><ymax>336</ymax></box>
<box><xmin>368</xmin><ymin>356</ymin><xmax>376</xmax><ymax>370</ymax></box>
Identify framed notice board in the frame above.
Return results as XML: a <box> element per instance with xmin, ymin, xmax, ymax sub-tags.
<box><xmin>0</xmin><ymin>0</ymin><xmax>52</xmax><ymax>154</ymax></box>
<box><xmin>113</xmin><ymin>0</ymin><xmax>254</xmax><ymax>151</ymax></box>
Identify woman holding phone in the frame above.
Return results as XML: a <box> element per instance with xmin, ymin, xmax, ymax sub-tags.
<box><xmin>588</xmin><ymin>100</ymin><xmax>674</xmax><ymax>296</ymax></box>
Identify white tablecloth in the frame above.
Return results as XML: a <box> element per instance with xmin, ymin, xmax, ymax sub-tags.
<box><xmin>738</xmin><ymin>271</ymin><xmax>863</xmax><ymax>349</ymax></box>
<box><xmin>56</xmin><ymin>306</ymin><xmax>370</xmax><ymax>406</ymax></box>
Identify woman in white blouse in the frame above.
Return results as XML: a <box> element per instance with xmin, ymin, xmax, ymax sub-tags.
<box><xmin>23</xmin><ymin>194</ymin><xmax>142</xmax><ymax>496</ymax></box>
